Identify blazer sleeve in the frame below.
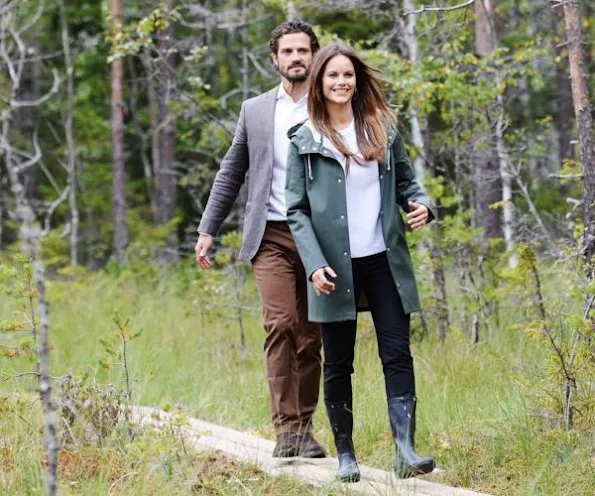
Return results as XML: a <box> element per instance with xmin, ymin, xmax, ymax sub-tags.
<box><xmin>285</xmin><ymin>144</ymin><xmax>329</xmax><ymax>279</ymax></box>
<box><xmin>197</xmin><ymin>103</ymin><xmax>249</xmax><ymax>236</ymax></box>
<box><xmin>392</xmin><ymin>131</ymin><xmax>436</xmax><ymax>222</ymax></box>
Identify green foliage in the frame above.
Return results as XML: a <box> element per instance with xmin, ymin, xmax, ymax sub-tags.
<box><xmin>0</xmin><ymin>256</ymin><xmax>39</xmax><ymax>366</ymax></box>
<box><xmin>499</xmin><ymin>243</ymin><xmax>595</xmax><ymax>430</ymax></box>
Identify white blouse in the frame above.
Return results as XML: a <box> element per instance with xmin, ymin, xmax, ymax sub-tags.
<box><xmin>322</xmin><ymin>120</ymin><xmax>386</xmax><ymax>258</ymax></box>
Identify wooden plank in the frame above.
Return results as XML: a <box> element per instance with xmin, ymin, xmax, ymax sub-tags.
<box><xmin>130</xmin><ymin>406</ymin><xmax>490</xmax><ymax>496</ymax></box>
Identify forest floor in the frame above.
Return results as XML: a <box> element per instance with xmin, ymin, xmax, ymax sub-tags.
<box><xmin>2</xmin><ymin>264</ymin><xmax>595</xmax><ymax>494</ymax></box>
<box><xmin>131</xmin><ymin>404</ymin><xmax>490</xmax><ymax>495</ymax></box>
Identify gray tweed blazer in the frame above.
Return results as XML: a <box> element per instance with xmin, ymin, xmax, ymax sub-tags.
<box><xmin>197</xmin><ymin>86</ymin><xmax>280</xmax><ymax>262</ymax></box>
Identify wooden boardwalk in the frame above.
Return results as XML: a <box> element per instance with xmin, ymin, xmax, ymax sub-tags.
<box><xmin>131</xmin><ymin>406</ymin><xmax>490</xmax><ymax>496</ymax></box>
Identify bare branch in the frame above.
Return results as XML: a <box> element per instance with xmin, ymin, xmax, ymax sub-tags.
<box><xmin>11</xmin><ymin>68</ymin><xmax>60</xmax><ymax>108</ymax></box>
<box><xmin>8</xmin><ymin>25</ymin><xmax>26</xmax><ymax>87</ymax></box>
<box><xmin>514</xmin><ymin>171</ymin><xmax>561</xmax><ymax>257</ymax></box>
<box><xmin>15</xmin><ymin>132</ymin><xmax>42</xmax><ymax>173</ymax></box>
<box><xmin>0</xmin><ymin>0</ymin><xmax>21</xmax><ymax>15</ymax></box>
<box><xmin>17</xmin><ymin>0</ymin><xmax>44</xmax><ymax>36</ymax></box>
<box><xmin>549</xmin><ymin>173</ymin><xmax>583</xmax><ymax>179</ymax></box>
<box><xmin>62</xmin><ymin>400</ymin><xmax>100</xmax><ymax>444</ymax></box>
<box><xmin>0</xmin><ymin>20</ymin><xmax>19</xmax><ymax>84</ymax></box>
<box><xmin>1</xmin><ymin>371</ymin><xmax>39</xmax><ymax>381</ymax></box>
<box><xmin>247</xmin><ymin>52</ymin><xmax>276</xmax><ymax>80</ymax></box>
<box><xmin>43</xmin><ymin>184</ymin><xmax>70</xmax><ymax>236</ymax></box>
<box><xmin>39</xmin><ymin>160</ymin><xmax>63</xmax><ymax>194</ymax></box>
<box><xmin>403</xmin><ymin>0</ymin><xmax>476</xmax><ymax>16</ymax></box>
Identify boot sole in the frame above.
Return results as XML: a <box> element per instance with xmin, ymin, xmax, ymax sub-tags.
<box><xmin>299</xmin><ymin>449</ymin><xmax>327</xmax><ymax>458</ymax></box>
<box><xmin>396</xmin><ymin>460</ymin><xmax>435</xmax><ymax>479</ymax></box>
<box><xmin>337</xmin><ymin>472</ymin><xmax>361</xmax><ymax>483</ymax></box>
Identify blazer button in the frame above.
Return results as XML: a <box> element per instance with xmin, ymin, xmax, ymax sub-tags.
<box><xmin>340</xmin><ymin>215</ymin><xmax>345</xmax><ymax>220</ymax></box>
<box><xmin>343</xmin><ymin>251</ymin><xmax>348</xmax><ymax>256</ymax></box>
<box><xmin>387</xmin><ymin>247</ymin><xmax>391</xmax><ymax>252</ymax></box>
<box><xmin>347</xmin><ymin>289</ymin><xmax>351</xmax><ymax>293</ymax></box>
<box><xmin>338</xmin><ymin>178</ymin><xmax>342</xmax><ymax>183</ymax></box>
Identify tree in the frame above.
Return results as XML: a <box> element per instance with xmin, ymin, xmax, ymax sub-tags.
<box><xmin>110</xmin><ymin>0</ymin><xmax>129</xmax><ymax>262</ymax></box>
<box><xmin>57</xmin><ymin>0</ymin><xmax>80</xmax><ymax>268</ymax></box>
<box><xmin>473</xmin><ymin>0</ymin><xmax>503</xmax><ymax>241</ymax></box>
<box><xmin>559</xmin><ymin>0</ymin><xmax>595</xmax><ymax>275</ymax></box>
<box><xmin>156</xmin><ymin>0</ymin><xmax>178</xmax><ymax>234</ymax></box>
<box><xmin>0</xmin><ymin>2</ymin><xmax>61</xmax><ymax>493</ymax></box>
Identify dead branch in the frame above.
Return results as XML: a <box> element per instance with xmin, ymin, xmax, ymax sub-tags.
<box><xmin>403</xmin><ymin>0</ymin><xmax>476</xmax><ymax>16</ymax></box>
<box><xmin>17</xmin><ymin>0</ymin><xmax>44</xmax><ymax>36</ymax></box>
<box><xmin>15</xmin><ymin>132</ymin><xmax>42</xmax><ymax>173</ymax></box>
<box><xmin>11</xmin><ymin>69</ymin><xmax>60</xmax><ymax>108</ymax></box>
<box><xmin>43</xmin><ymin>185</ymin><xmax>70</xmax><ymax>236</ymax></box>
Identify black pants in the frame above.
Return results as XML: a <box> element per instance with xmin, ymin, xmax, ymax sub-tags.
<box><xmin>322</xmin><ymin>251</ymin><xmax>415</xmax><ymax>403</ymax></box>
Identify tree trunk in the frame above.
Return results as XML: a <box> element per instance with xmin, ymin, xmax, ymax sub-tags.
<box><xmin>553</xmin><ymin>9</ymin><xmax>575</xmax><ymax>165</ymax></box>
<box><xmin>5</xmin><ymin>153</ymin><xmax>59</xmax><ymax>496</ymax></box>
<box><xmin>129</xmin><ymin>56</ymin><xmax>157</xmax><ymax>218</ymax></box>
<box><xmin>1</xmin><ymin>5</ymin><xmax>60</xmax><ymax>489</ymax></box>
<box><xmin>110</xmin><ymin>0</ymin><xmax>128</xmax><ymax>261</ymax></box>
<box><xmin>156</xmin><ymin>0</ymin><xmax>177</xmax><ymax>231</ymax></box>
<box><xmin>283</xmin><ymin>0</ymin><xmax>299</xmax><ymax>20</ymax></box>
<box><xmin>58</xmin><ymin>0</ymin><xmax>79</xmax><ymax>268</ymax></box>
<box><xmin>142</xmin><ymin>48</ymin><xmax>160</xmax><ymax>219</ymax></box>
<box><xmin>398</xmin><ymin>1</ymin><xmax>450</xmax><ymax>342</ymax></box>
<box><xmin>562</xmin><ymin>0</ymin><xmax>595</xmax><ymax>274</ymax></box>
<box><xmin>404</xmin><ymin>0</ymin><xmax>426</xmax><ymax>184</ymax></box>
<box><xmin>474</xmin><ymin>0</ymin><xmax>503</xmax><ymax>240</ymax></box>
<box><xmin>495</xmin><ymin>95</ymin><xmax>516</xmax><ymax>263</ymax></box>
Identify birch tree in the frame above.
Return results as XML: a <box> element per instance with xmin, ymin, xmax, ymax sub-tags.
<box><xmin>57</xmin><ymin>0</ymin><xmax>79</xmax><ymax>268</ymax></box>
<box><xmin>0</xmin><ymin>2</ymin><xmax>61</xmax><ymax>493</ymax></box>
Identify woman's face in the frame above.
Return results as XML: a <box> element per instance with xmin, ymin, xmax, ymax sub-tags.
<box><xmin>322</xmin><ymin>54</ymin><xmax>356</xmax><ymax>106</ymax></box>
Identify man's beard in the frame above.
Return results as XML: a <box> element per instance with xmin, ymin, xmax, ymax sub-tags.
<box><xmin>281</xmin><ymin>65</ymin><xmax>310</xmax><ymax>82</ymax></box>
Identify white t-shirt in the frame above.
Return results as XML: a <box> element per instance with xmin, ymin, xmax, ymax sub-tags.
<box><xmin>268</xmin><ymin>85</ymin><xmax>309</xmax><ymax>220</ymax></box>
<box><xmin>323</xmin><ymin>120</ymin><xmax>386</xmax><ymax>258</ymax></box>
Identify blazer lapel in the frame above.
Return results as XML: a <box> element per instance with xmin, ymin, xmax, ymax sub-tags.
<box><xmin>261</xmin><ymin>86</ymin><xmax>278</xmax><ymax>168</ymax></box>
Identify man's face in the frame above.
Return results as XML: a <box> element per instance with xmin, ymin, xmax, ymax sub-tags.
<box><xmin>272</xmin><ymin>32</ymin><xmax>313</xmax><ymax>83</ymax></box>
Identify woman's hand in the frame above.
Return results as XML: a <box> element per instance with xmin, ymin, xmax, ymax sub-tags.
<box><xmin>312</xmin><ymin>267</ymin><xmax>337</xmax><ymax>296</ymax></box>
<box><xmin>407</xmin><ymin>201</ymin><xmax>429</xmax><ymax>230</ymax></box>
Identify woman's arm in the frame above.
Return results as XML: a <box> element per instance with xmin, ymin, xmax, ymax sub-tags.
<box><xmin>285</xmin><ymin>144</ymin><xmax>329</xmax><ymax>280</ymax></box>
<box><xmin>392</xmin><ymin>131</ymin><xmax>436</xmax><ymax>223</ymax></box>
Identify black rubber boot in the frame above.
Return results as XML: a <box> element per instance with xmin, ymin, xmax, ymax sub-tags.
<box><xmin>388</xmin><ymin>396</ymin><xmax>435</xmax><ymax>478</ymax></box>
<box><xmin>325</xmin><ymin>400</ymin><xmax>361</xmax><ymax>483</ymax></box>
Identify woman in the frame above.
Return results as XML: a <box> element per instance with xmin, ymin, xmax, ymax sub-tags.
<box><xmin>285</xmin><ymin>43</ymin><xmax>435</xmax><ymax>482</ymax></box>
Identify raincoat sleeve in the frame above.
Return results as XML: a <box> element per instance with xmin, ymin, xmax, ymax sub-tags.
<box><xmin>392</xmin><ymin>131</ymin><xmax>436</xmax><ymax>221</ymax></box>
<box><xmin>285</xmin><ymin>143</ymin><xmax>329</xmax><ymax>280</ymax></box>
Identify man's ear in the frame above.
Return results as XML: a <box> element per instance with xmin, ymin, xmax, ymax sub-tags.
<box><xmin>271</xmin><ymin>53</ymin><xmax>279</xmax><ymax>71</ymax></box>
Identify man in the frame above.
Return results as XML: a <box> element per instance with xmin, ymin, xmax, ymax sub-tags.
<box><xmin>195</xmin><ymin>19</ymin><xmax>325</xmax><ymax>458</ymax></box>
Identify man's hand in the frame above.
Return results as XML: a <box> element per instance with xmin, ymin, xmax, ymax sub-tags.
<box><xmin>195</xmin><ymin>233</ymin><xmax>214</xmax><ymax>269</ymax></box>
<box><xmin>407</xmin><ymin>201</ymin><xmax>429</xmax><ymax>230</ymax></box>
<box><xmin>312</xmin><ymin>266</ymin><xmax>337</xmax><ymax>296</ymax></box>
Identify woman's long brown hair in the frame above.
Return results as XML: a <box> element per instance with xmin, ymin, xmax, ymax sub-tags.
<box><xmin>307</xmin><ymin>43</ymin><xmax>396</xmax><ymax>165</ymax></box>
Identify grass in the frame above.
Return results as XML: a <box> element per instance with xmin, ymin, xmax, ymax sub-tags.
<box><xmin>1</xmin><ymin>261</ymin><xmax>595</xmax><ymax>495</ymax></box>
<box><xmin>0</xmin><ymin>396</ymin><xmax>324</xmax><ymax>495</ymax></box>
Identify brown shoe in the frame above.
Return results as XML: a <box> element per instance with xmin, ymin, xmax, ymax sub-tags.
<box><xmin>272</xmin><ymin>433</ymin><xmax>299</xmax><ymax>457</ymax></box>
<box><xmin>296</xmin><ymin>432</ymin><xmax>326</xmax><ymax>458</ymax></box>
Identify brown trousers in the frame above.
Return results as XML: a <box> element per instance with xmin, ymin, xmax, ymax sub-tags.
<box><xmin>251</xmin><ymin>221</ymin><xmax>322</xmax><ymax>435</ymax></box>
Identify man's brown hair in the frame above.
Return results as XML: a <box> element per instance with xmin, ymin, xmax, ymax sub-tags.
<box><xmin>269</xmin><ymin>19</ymin><xmax>320</xmax><ymax>55</ymax></box>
